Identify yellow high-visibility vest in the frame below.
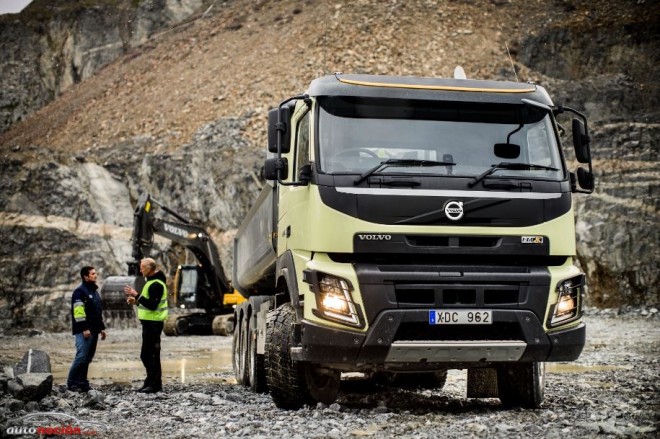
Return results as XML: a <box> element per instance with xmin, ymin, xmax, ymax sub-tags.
<box><xmin>137</xmin><ymin>279</ymin><xmax>168</xmax><ymax>321</ymax></box>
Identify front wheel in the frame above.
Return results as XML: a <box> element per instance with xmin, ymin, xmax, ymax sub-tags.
<box><xmin>265</xmin><ymin>303</ymin><xmax>312</xmax><ymax>409</ymax></box>
<box><xmin>497</xmin><ymin>362</ymin><xmax>545</xmax><ymax>409</ymax></box>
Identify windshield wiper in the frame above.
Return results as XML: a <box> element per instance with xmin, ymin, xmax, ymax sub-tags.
<box><xmin>354</xmin><ymin>159</ymin><xmax>456</xmax><ymax>185</ymax></box>
<box><xmin>468</xmin><ymin>162</ymin><xmax>559</xmax><ymax>188</ymax></box>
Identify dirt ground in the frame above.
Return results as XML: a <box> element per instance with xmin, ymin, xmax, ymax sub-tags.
<box><xmin>1</xmin><ymin>309</ymin><xmax>659</xmax><ymax>438</ymax></box>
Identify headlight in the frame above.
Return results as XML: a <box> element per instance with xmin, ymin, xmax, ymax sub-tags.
<box><xmin>549</xmin><ymin>275</ymin><xmax>584</xmax><ymax>327</ymax></box>
<box><xmin>310</xmin><ymin>272</ymin><xmax>362</xmax><ymax>327</ymax></box>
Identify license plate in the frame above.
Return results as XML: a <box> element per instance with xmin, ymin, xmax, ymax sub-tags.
<box><xmin>429</xmin><ymin>310</ymin><xmax>492</xmax><ymax>325</ymax></box>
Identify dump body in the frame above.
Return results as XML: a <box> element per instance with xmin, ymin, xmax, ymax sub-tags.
<box><xmin>233</xmin><ymin>184</ymin><xmax>277</xmax><ymax>296</ymax></box>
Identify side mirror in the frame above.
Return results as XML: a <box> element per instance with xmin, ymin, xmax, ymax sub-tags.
<box><xmin>577</xmin><ymin>167</ymin><xmax>594</xmax><ymax>192</ymax></box>
<box><xmin>268</xmin><ymin>105</ymin><xmax>294</xmax><ymax>153</ymax></box>
<box><xmin>264</xmin><ymin>157</ymin><xmax>288</xmax><ymax>181</ymax></box>
<box><xmin>494</xmin><ymin>143</ymin><xmax>521</xmax><ymax>159</ymax></box>
<box><xmin>572</xmin><ymin>118</ymin><xmax>590</xmax><ymax>163</ymax></box>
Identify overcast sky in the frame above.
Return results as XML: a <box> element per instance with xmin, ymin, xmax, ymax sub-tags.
<box><xmin>0</xmin><ymin>0</ymin><xmax>33</xmax><ymax>15</ymax></box>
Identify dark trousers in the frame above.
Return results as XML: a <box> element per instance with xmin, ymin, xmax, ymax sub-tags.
<box><xmin>67</xmin><ymin>332</ymin><xmax>98</xmax><ymax>390</ymax></box>
<box><xmin>140</xmin><ymin>320</ymin><xmax>164</xmax><ymax>388</ymax></box>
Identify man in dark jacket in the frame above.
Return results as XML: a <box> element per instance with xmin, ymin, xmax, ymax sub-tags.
<box><xmin>67</xmin><ymin>265</ymin><xmax>107</xmax><ymax>392</ymax></box>
<box><xmin>124</xmin><ymin>257</ymin><xmax>168</xmax><ymax>393</ymax></box>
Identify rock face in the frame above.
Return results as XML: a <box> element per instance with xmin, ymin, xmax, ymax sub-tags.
<box><xmin>0</xmin><ymin>117</ymin><xmax>261</xmax><ymax>331</ymax></box>
<box><xmin>0</xmin><ymin>0</ymin><xmax>207</xmax><ymax>133</ymax></box>
<box><xmin>0</xmin><ymin>0</ymin><xmax>657</xmax><ymax>330</ymax></box>
<box><xmin>518</xmin><ymin>21</ymin><xmax>660</xmax><ymax>308</ymax></box>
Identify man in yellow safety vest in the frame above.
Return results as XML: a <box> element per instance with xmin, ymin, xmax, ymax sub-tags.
<box><xmin>124</xmin><ymin>258</ymin><xmax>168</xmax><ymax>393</ymax></box>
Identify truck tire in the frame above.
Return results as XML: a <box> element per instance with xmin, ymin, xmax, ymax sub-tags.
<box><xmin>497</xmin><ymin>362</ymin><xmax>545</xmax><ymax>409</ymax></box>
<box><xmin>265</xmin><ymin>303</ymin><xmax>312</xmax><ymax>409</ymax></box>
<box><xmin>232</xmin><ymin>312</ymin><xmax>249</xmax><ymax>385</ymax></box>
<box><xmin>248</xmin><ymin>321</ymin><xmax>267</xmax><ymax>393</ymax></box>
<box><xmin>247</xmin><ymin>296</ymin><xmax>270</xmax><ymax>393</ymax></box>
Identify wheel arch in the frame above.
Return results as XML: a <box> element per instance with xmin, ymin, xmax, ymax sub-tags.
<box><xmin>276</xmin><ymin>250</ymin><xmax>303</xmax><ymax>321</ymax></box>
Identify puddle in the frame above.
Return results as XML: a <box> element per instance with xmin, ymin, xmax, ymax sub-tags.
<box><xmin>547</xmin><ymin>363</ymin><xmax>632</xmax><ymax>373</ymax></box>
<box><xmin>51</xmin><ymin>346</ymin><xmax>233</xmax><ymax>385</ymax></box>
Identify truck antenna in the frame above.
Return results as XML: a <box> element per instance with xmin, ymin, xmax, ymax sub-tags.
<box><xmin>503</xmin><ymin>38</ymin><xmax>519</xmax><ymax>82</ymax></box>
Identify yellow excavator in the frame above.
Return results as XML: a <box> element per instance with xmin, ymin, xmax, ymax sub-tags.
<box><xmin>101</xmin><ymin>193</ymin><xmax>243</xmax><ymax>335</ymax></box>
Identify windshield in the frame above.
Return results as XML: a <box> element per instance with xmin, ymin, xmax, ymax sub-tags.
<box><xmin>179</xmin><ymin>269</ymin><xmax>197</xmax><ymax>295</ymax></box>
<box><xmin>317</xmin><ymin>97</ymin><xmax>563</xmax><ymax>180</ymax></box>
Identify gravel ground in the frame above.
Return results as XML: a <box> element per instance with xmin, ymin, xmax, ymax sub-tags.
<box><xmin>1</xmin><ymin>309</ymin><xmax>658</xmax><ymax>438</ymax></box>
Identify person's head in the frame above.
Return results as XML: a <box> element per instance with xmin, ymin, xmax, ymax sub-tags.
<box><xmin>80</xmin><ymin>266</ymin><xmax>97</xmax><ymax>283</ymax></box>
<box><xmin>139</xmin><ymin>258</ymin><xmax>157</xmax><ymax>277</ymax></box>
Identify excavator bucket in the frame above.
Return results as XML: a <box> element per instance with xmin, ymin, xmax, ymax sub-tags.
<box><xmin>100</xmin><ymin>276</ymin><xmax>141</xmax><ymax>325</ymax></box>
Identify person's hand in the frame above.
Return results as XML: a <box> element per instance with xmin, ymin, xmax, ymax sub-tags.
<box><xmin>127</xmin><ymin>296</ymin><xmax>136</xmax><ymax>306</ymax></box>
<box><xmin>83</xmin><ymin>329</ymin><xmax>91</xmax><ymax>339</ymax></box>
<box><xmin>101</xmin><ymin>330</ymin><xmax>107</xmax><ymax>341</ymax></box>
<box><xmin>124</xmin><ymin>285</ymin><xmax>138</xmax><ymax>298</ymax></box>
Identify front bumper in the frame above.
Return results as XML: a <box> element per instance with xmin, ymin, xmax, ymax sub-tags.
<box><xmin>295</xmin><ymin>309</ymin><xmax>585</xmax><ymax>367</ymax></box>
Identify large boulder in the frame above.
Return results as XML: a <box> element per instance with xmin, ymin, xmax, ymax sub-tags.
<box><xmin>14</xmin><ymin>349</ymin><xmax>51</xmax><ymax>375</ymax></box>
<box><xmin>8</xmin><ymin>373</ymin><xmax>53</xmax><ymax>401</ymax></box>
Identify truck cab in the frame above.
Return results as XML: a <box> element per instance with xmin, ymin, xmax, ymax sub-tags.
<box><xmin>233</xmin><ymin>73</ymin><xmax>594</xmax><ymax>409</ymax></box>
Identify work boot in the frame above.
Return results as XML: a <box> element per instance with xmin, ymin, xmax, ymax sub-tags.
<box><xmin>138</xmin><ymin>386</ymin><xmax>161</xmax><ymax>394</ymax></box>
<box><xmin>136</xmin><ymin>380</ymin><xmax>150</xmax><ymax>392</ymax></box>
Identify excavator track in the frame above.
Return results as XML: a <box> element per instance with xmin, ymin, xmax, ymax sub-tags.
<box><xmin>212</xmin><ymin>314</ymin><xmax>234</xmax><ymax>336</ymax></box>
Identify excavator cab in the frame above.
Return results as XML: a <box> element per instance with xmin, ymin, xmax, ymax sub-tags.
<box><xmin>172</xmin><ymin>264</ymin><xmax>213</xmax><ymax>310</ymax></box>
<box><xmin>174</xmin><ymin>264</ymin><xmax>198</xmax><ymax>308</ymax></box>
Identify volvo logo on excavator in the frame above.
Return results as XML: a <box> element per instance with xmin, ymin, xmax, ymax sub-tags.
<box><xmin>444</xmin><ymin>200</ymin><xmax>464</xmax><ymax>221</ymax></box>
<box><xmin>163</xmin><ymin>223</ymin><xmax>189</xmax><ymax>239</ymax></box>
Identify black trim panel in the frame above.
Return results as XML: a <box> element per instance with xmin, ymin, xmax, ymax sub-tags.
<box><xmin>353</xmin><ymin>234</ymin><xmax>550</xmax><ymax>256</ymax></box>
<box><xmin>318</xmin><ymin>184</ymin><xmax>571</xmax><ymax>227</ymax></box>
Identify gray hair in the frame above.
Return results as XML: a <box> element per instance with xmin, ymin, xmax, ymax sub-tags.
<box><xmin>141</xmin><ymin>258</ymin><xmax>157</xmax><ymax>272</ymax></box>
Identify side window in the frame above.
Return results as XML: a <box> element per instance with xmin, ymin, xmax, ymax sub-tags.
<box><xmin>295</xmin><ymin>111</ymin><xmax>310</xmax><ymax>177</ymax></box>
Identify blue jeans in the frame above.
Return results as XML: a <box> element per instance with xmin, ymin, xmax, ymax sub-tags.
<box><xmin>67</xmin><ymin>332</ymin><xmax>98</xmax><ymax>390</ymax></box>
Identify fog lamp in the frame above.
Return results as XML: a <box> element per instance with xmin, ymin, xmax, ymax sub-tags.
<box><xmin>317</xmin><ymin>274</ymin><xmax>360</xmax><ymax>326</ymax></box>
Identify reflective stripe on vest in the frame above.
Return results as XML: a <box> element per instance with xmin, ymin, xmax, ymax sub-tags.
<box><xmin>137</xmin><ymin>279</ymin><xmax>169</xmax><ymax>321</ymax></box>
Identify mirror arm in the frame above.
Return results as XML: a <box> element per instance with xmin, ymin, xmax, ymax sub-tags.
<box><xmin>276</xmin><ymin>94</ymin><xmax>311</xmax><ymax>187</ymax></box>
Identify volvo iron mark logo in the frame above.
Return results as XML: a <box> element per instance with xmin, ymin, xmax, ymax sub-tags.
<box><xmin>444</xmin><ymin>201</ymin><xmax>464</xmax><ymax>221</ymax></box>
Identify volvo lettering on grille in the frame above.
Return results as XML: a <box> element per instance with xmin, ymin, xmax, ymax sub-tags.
<box><xmin>357</xmin><ymin>234</ymin><xmax>392</xmax><ymax>241</ymax></box>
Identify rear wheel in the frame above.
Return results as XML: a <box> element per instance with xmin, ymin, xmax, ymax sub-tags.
<box><xmin>232</xmin><ymin>312</ymin><xmax>249</xmax><ymax>385</ymax></box>
<box><xmin>265</xmin><ymin>303</ymin><xmax>312</xmax><ymax>409</ymax></box>
<box><xmin>248</xmin><ymin>317</ymin><xmax>267</xmax><ymax>393</ymax></box>
<box><xmin>497</xmin><ymin>362</ymin><xmax>545</xmax><ymax>409</ymax></box>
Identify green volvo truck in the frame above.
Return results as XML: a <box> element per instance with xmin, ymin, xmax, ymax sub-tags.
<box><xmin>231</xmin><ymin>73</ymin><xmax>594</xmax><ymax>409</ymax></box>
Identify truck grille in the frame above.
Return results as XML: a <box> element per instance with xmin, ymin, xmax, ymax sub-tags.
<box><xmin>394</xmin><ymin>284</ymin><xmax>521</xmax><ymax>307</ymax></box>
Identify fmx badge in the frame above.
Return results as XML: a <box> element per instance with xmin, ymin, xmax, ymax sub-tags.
<box><xmin>521</xmin><ymin>236</ymin><xmax>544</xmax><ymax>244</ymax></box>
<box><xmin>444</xmin><ymin>200</ymin><xmax>464</xmax><ymax>221</ymax></box>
